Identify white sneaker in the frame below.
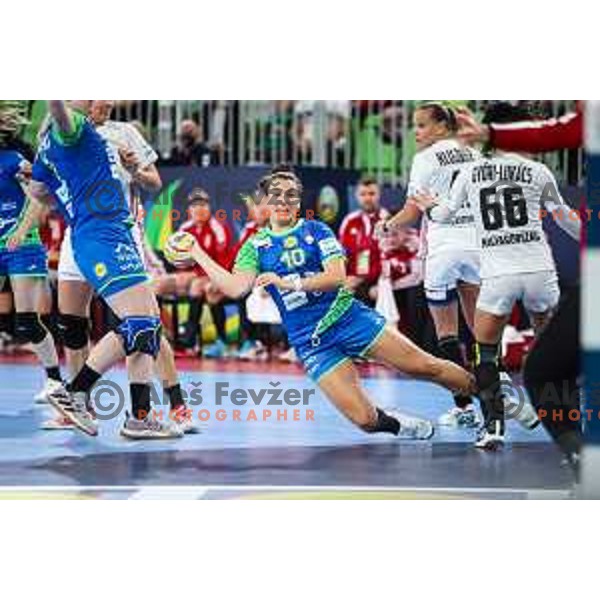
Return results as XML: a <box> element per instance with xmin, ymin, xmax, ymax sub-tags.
<box><xmin>499</xmin><ymin>373</ymin><xmax>540</xmax><ymax>430</ymax></box>
<box><xmin>388</xmin><ymin>410</ymin><xmax>434</xmax><ymax>440</ymax></box>
<box><xmin>503</xmin><ymin>395</ymin><xmax>540</xmax><ymax>430</ymax></box>
<box><xmin>475</xmin><ymin>421</ymin><xmax>505</xmax><ymax>450</ymax></box>
<box><xmin>34</xmin><ymin>378</ymin><xmax>65</xmax><ymax>404</ymax></box>
<box><xmin>170</xmin><ymin>405</ymin><xmax>200</xmax><ymax>434</ymax></box>
<box><xmin>46</xmin><ymin>390</ymin><xmax>98</xmax><ymax>436</ymax></box>
<box><xmin>438</xmin><ymin>405</ymin><xmax>480</xmax><ymax>428</ymax></box>
<box><xmin>120</xmin><ymin>411</ymin><xmax>183</xmax><ymax>440</ymax></box>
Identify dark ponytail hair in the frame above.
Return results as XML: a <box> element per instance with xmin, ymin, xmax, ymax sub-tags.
<box><xmin>417</xmin><ymin>102</ymin><xmax>458</xmax><ymax>133</ymax></box>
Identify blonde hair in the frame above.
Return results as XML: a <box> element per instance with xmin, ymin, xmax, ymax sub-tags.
<box><xmin>0</xmin><ymin>101</ymin><xmax>28</xmax><ymax>144</ymax></box>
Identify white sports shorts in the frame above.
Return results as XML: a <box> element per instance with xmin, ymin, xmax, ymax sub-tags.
<box><xmin>477</xmin><ymin>270</ymin><xmax>560</xmax><ymax>316</ymax></box>
<box><xmin>424</xmin><ymin>249</ymin><xmax>481</xmax><ymax>304</ymax></box>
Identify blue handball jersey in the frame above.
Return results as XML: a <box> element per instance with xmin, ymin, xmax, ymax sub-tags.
<box><xmin>31</xmin><ymin>111</ymin><xmax>130</xmax><ymax>232</ymax></box>
<box><xmin>0</xmin><ymin>149</ymin><xmax>41</xmax><ymax>247</ymax></box>
<box><xmin>234</xmin><ymin>218</ymin><xmax>354</xmax><ymax>345</ymax></box>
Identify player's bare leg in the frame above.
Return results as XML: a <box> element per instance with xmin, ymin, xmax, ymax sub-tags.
<box><xmin>472</xmin><ymin>309</ymin><xmax>510</xmax><ymax>449</ymax></box>
<box><xmin>457</xmin><ymin>281</ymin><xmax>479</xmax><ymax>332</ymax></box>
<box><xmin>58</xmin><ymin>279</ymin><xmax>93</xmax><ymax>381</ymax></box>
<box><xmin>11</xmin><ymin>278</ymin><xmax>65</xmax><ymax>400</ymax></box>
<box><xmin>108</xmin><ymin>283</ymin><xmax>181</xmax><ymax>438</ymax></box>
<box><xmin>429</xmin><ymin>299</ymin><xmax>479</xmax><ymax>427</ymax></box>
<box><xmin>37</xmin><ymin>279</ymin><xmax>94</xmax><ymax>429</ymax></box>
<box><xmin>57</xmin><ymin>282</ymin><xmax>180</xmax><ymax>438</ymax></box>
<box><xmin>318</xmin><ymin>359</ymin><xmax>434</xmax><ymax>439</ymax></box>
<box><xmin>475</xmin><ymin>307</ymin><xmax>541</xmax><ymax>449</ymax></box>
<box><xmin>149</xmin><ymin>293</ymin><xmax>196</xmax><ymax>433</ymax></box>
<box><xmin>365</xmin><ymin>326</ymin><xmax>475</xmax><ymax>396</ymax></box>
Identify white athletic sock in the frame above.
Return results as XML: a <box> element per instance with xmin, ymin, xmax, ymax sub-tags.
<box><xmin>31</xmin><ymin>333</ymin><xmax>59</xmax><ymax>369</ymax></box>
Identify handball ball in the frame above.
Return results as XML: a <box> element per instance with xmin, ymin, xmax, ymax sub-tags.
<box><xmin>164</xmin><ymin>231</ymin><xmax>196</xmax><ymax>267</ymax></box>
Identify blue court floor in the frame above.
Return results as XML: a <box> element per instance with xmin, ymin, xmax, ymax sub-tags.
<box><xmin>0</xmin><ymin>362</ymin><xmax>574</xmax><ymax>499</ymax></box>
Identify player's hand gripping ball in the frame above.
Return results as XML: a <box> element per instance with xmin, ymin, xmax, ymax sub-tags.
<box><xmin>164</xmin><ymin>231</ymin><xmax>196</xmax><ymax>268</ymax></box>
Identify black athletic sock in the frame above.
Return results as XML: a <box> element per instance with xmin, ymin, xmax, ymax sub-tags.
<box><xmin>68</xmin><ymin>364</ymin><xmax>102</xmax><ymax>394</ymax></box>
<box><xmin>165</xmin><ymin>383</ymin><xmax>185</xmax><ymax>409</ymax></box>
<box><xmin>438</xmin><ymin>335</ymin><xmax>471</xmax><ymax>409</ymax></box>
<box><xmin>131</xmin><ymin>383</ymin><xmax>152</xmax><ymax>420</ymax></box>
<box><xmin>45</xmin><ymin>366</ymin><xmax>62</xmax><ymax>382</ymax></box>
<box><xmin>474</xmin><ymin>342</ymin><xmax>503</xmax><ymax>430</ymax></box>
<box><xmin>363</xmin><ymin>408</ymin><xmax>401</xmax><ymax>435</ymax></box>
<box><xmin>211</xmin><ymin>303</ymin><xmax>227</xmax><ymax>342</ymax></box>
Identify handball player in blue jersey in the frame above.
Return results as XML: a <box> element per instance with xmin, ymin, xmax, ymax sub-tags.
<box><xmin>0</xmin><ymin>101</ymin><xmax>65</xmax><ymax>403</ymax></box>
<box><xmin>176</xmin><ymin>167</ymin><xmax>475</xmax><ymax>437</ymax></box>
<box><xmin>12</xmin><ymin>101</ymin><xmax>180</xmax><ymax>439</ymax></box>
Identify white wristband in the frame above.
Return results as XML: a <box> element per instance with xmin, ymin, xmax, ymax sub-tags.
<box><xmin>293</xmin><ymin>277</ymin><xmax>304</xmax><ymax>292</ymax></box>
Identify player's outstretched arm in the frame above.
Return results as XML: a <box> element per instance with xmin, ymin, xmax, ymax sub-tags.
<box><xmin>190</xmin><ymin>241</ymin><xmax>255</xmax><ymax>298</ymax></box>
<box><xmin>48</xmin><ymin>101</ymin><xmax>76</xmax><ymax>136</ymax></box>
<box><xmin>119</xmin><ymin>147</ymin><xmax>162</xmax><ymax>192</ymax></box>
<box><xmin>376</xmin><ymin>202</ymin><xmax>421</xmax><ymax>238</ymax></box>
<box><xmin>414</xmin><ymin>170</ymin><xmax>468</xmax><ymax>223</ymax></box>
<box><xmin>256</xmin><ymin>256</ymin><xmax>347</xmax><ymax>293</ymax></box>
<box><xmin>5</xmin><ymin>185</ymin><xmax>48</xmax><ymax>251</ymax></box>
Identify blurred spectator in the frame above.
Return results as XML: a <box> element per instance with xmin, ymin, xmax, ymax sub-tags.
<box><xmin>167</xmin><ymin>119</ymin><xmax>213</xmax><ymax>167</ymax></box>
<box><xmin>338</xmin><ymin>177</ymin><xmax>388</xmax><ymax>306</ymax></box>
<box><xmin>38</xmin><ymin>208</ymin><xmax>66</xmax><ymax>284</ymax></box>
<box><xmin>154</xmin><ymin>188</ymin><xmax>233</xmax><ymax>353</ymax></box>
<box><xmin>234</xmin><ymin>177</ymin><xmax>277</xmax><ymax>360</ymax></box>
<box><xmin>377</xmin><ymin>226</ymin><xmax>435</xmax><ymax>352</ymax></box>
<box><xmin>295</xmin><ymin>100</ymin><xmax>350</xmax><ymax>164</ymax></box>
<box><xmin>263</xmin><ymin>100</ymin><xmax>295</xmax><ymax>164</ymax></box>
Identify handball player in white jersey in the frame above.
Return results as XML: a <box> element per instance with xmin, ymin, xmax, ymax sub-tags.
<box><xmin>380</xmin><ymin>103</ymin><xmax>481</xmax><ymax>428</ymax></box>
<box><xmin>414</xmin><ymin>102</ymin><xmax>581</xmax><ymax>449</ymax></box>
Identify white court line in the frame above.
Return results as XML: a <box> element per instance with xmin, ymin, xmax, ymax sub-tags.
<box><xmin>129</xmin><ymin>487</ymin><xmax>209</xmax><ymax>500</ymax></box>
<box><xmin>0</xmin><ymin>484</ymin><xmax>572</xmax><ymax>499</ymax></box>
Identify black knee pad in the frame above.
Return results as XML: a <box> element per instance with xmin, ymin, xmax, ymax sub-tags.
<box><xmin>14</xmin><ymin>312</ymin><xmax>47</xmax><ymax>344</ymax></box>
<box><xmin>58</xmin><ymin>314</ymin><xmax>90</xmax><ymax>350</ymax></box>
<box><xmin>0</xmin><ymin>312</ymin><xmax>13</xmax><ymax>335</ymax></box>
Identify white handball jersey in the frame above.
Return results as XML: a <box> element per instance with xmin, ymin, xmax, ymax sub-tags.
<box><xmin>407</xmin><ymin>139</ymin><xmax>480</xmax><ymax>257</ymax></box>
<box><xmin>96</xmin><ymin>120</ymin><xmax>158</xmax><ymax>216</ymax></box>
<box><xmin>438</xmin><ymin>153</ymin><xmax>567</xmax><ymax>279</ymax></box>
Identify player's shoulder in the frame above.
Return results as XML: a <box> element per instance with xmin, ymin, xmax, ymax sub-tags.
<box><xmin>179</xmin><ymin>219</ymin><xmax>194</xmax><ymax>232</ymax></box>
<box><xmin>0</xmin><ymin>149</ymin><xmax>25</xmax><ymax>174</ymax></box>
<box><xmin>0</xmin><ymin>148</ymin><xmax>23</xmax><ymax>164</ymax></box>
<box><xmin>526</xmin><ymin>156</ymin><xmax>556</xmax><ymax>181</ymax></box>
<box><xmin>247</xmin><ymin>228</ymin><xmax>271</xmax><ymax>249</ymax></box>
<box><xmin>209</xmin><ymin>216</ymin><xmax>232</xmax><ymax>241</ymax></box>
<box><xmin>99</xmin><ymin>120</ymin><xmax>135</xmax><ymax>142</ymax></box>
